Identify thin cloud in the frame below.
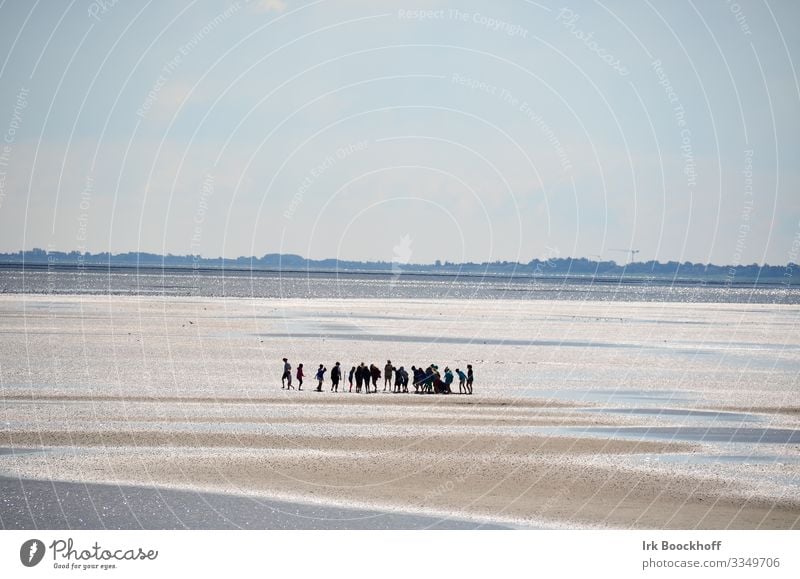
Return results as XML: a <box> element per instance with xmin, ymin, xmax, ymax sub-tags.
<box><xmin>253</xmin><ymin>0</ymin><xmax>287</xmax><ymax>13</ymax></box>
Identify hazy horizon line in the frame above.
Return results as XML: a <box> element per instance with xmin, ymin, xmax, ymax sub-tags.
<box><xmin>1</xmin><ymin>247</ymin><xmax>796</xmax><ymax>270</ymax></box>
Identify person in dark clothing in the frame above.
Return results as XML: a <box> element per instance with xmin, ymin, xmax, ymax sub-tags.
<box><xmin>281</xmin><ymin>358</ymin><xmax>293</xmax><ymax>389</ymax></box>
<box><xmin>432</xmin><ymin>368</ymin><xmax>444</xmax><ymax>394</ymax></box>
<box><xmin>393</xmin><ymin>366</ymin><xmax>403</xmax><ymax>393</ymax></box>
<box><xmin>395</xmin><ymin>367</ymin><xmax>408</xmax><ymax>393</ymax></box>
<box><xmin>466</xmin><ymin>364</ymin><xmax>474</xmax><ymax>395</ymax></box>
<box><xmin>348</xmin><ymin>366</ymin><xmax>356</xmax><ymax>392</ymax></box>
<box><xmin>296</xmin><ymin>363</ymin><xmax>305</xmax><ymax>391</ymax></box>
<box><xmin>369</xmin><ymin>364</ymin><xmax>381</xmax><ymax>393</ymax></box>
<box><xmin>427</xmin><ymin>364</ymin><xmax>442</xmax><ymax>394</ymax></box>
<box><xmin>356</xmin><ymin>363</ymin><xmax>367</xmax><ymax>393</ymax></box>
<box><xmin>330</xmin><ymin>362</ymin><xmax>341</xmax><ymax>392</ymax></box>
<box><xmin>315</xmin><ymin>364</ymin><xmax>326</xmax><ymax>392</ymax></box>
<box><xmin>411</xmin><ymin>366</ymin><xmax>422</xmax><ymax>393</ymax></box>
<box><xmin>384</xmin><ymin>360</ymin><xmax>394</xmax><ymax>391</ymax></box>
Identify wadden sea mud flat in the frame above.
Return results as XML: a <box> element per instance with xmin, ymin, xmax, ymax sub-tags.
<box><xmin>1</xmin><ymin>295</ymin><xmax>798</xmax><ymax>529</ymax></box>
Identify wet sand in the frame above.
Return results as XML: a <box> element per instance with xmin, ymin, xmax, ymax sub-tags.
<box><xmin>2</xmin><ymin>393</ymin><xmax>798</xmax><ymax>529</ymax></box>
<box><xmin>0</xmin><ymin>476</ymin><xmax>505</xmax><ymax>529</ymax></box>
<box><xmin>1</xmin><ymin>295</ymin><xmax>799</xmax><ymax>529</ymax></box>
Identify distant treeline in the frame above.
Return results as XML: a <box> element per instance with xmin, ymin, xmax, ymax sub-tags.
<box><xmin>0</xmin><ymin>248</ymin><xmax>797</xmax><ymax>282</ymax></box>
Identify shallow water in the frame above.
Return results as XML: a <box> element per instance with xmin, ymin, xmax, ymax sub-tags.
<box><xmin>1</xmin><ymin>288</ymin><xmax>798</xmax><ymax>528</ymax></box>
<box><xmin>583</xmin><ymin>407</ymin><xmax>762</xmax><ymax>422</ymax></box>
<box><xmin>3</xmin><ymin>266</ymin><xmax>799</xmax><ymax>303</ymax></box>
<box><xmin>0</xmin><ymin>476</ymin><xmax>508</xmax><ymax>530</ymax></box>
<box><xmin>523</xmin><ymin>388</ymin><xmax>699</xmax><ymax>406</ymax></box>
<box><xmin>1</xmin><ymin>294</ymin><xmax>797</xmax><ymax>407</ymax></box>
<box><xmin>638</xmin><ymin>453</ymin><xmax>800</xmax><ymax>466</ymax></box>
<box><xmin>566</xmin><ymin>426</ymin><xmax>800</xmax><ymax>444</ymax></box>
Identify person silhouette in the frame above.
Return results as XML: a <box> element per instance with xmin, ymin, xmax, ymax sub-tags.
<box><xmin>281</xmin><ymin>358</ymin><xmax>293</xmax><ymax>389</ymax></box>
<box><xmin>331</xmin><ymin>362</ymin><xmax>341</xmax><ymax>392</ymax></box>
<box><xmin>456</xmin><ymin>368</ymin><xmax>467</xmax><ymax>394</ymax></box>
<box><xmin>384</xmin><ymin>360</ymin><xmax>394</xmax><ymax>391</ymax></box>
<box><xmin>315</xmin><ymin>364</ymin><xmax>327</xmax><ymax>392</ymax></box>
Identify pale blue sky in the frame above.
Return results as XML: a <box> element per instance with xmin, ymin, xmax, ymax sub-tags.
<box><xmin>0</xmin><ymin>0</ymin><xmax>798</xmax><ymax>265</ymax></box>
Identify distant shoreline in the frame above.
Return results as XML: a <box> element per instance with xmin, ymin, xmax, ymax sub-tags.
<box><xmin>0</xmin><ymin>260</ymin><xmax>796</xmax><ymax>287</ymax></box>
<box><xmin>0</xmin><ymin>248</ymin><xmax>796</xmax><ymax>285</ymax></box>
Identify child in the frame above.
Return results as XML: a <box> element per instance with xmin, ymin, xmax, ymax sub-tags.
<box><xmin>348</xmin><ymin>366</ymin><xmax>356</xmax><ymax>392</ymax></box>
<box><xmin>315</xmin><ymin>364</ymin><xmax>327</xmax><ymax>392</ymax></box>
<box><xmin>296</xmin><ymin>363</ymin><xmax>305</xmax><ymax>391</ymax></box>
<box><xmin>466</xmin><ymin>364</ymin><xmax>474</xmax><ymax>395</ymax></box>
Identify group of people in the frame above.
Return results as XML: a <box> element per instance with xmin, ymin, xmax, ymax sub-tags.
<box><xmin>281</xmin><ymin>358</ymin><xmax>474</xmax><ymax>394</ymax></box>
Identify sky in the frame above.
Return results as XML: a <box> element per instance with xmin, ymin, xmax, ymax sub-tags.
<box><xmin>0</xmin><ymin>0</ymin><xmax>798</xmax><ymax>266</ymax></box>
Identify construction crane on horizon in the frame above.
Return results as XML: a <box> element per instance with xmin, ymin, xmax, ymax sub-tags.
<box><xmin>609</xmin><ymin>248</ymin><xmax>640</xmax><ymax>263</ymax></box>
